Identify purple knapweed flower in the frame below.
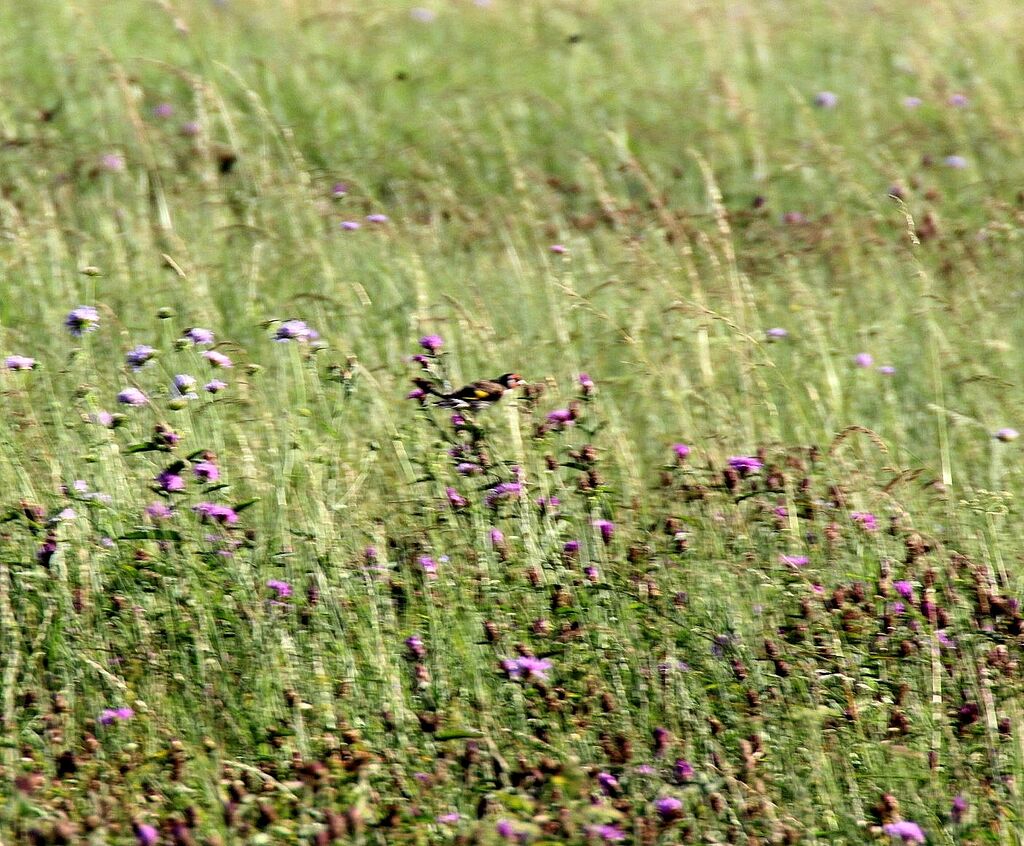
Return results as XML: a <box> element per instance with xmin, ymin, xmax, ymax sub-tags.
<box><xmin>418</xmin><ymin>556</ymin><xmax>438</xmax><ymax>579</ymax></box>
<box><xmin>496</xmin><ymin>820</ymin><xmax>516</xmax><ymax>839</ymax></box>
<box><xmin>586</xmin><ymin>824</ymin><xmax>626</xmax><ymax>842</ymax></box>
<box><xmin>894</xmin><ymin>580</ymin><xmax>914</xmax><ymax>600</ymax></box>
<box><xmin>485</xmin><ymin>482</ymin><xmax>522</xmax><ymax>508</ymax></box>
<box><xmin>782</xmin><ymin>211</ymin><xmax>807</xmax><ymax>225</ymax></box>
<box><xmin>546</xmin><ymin>408</ymin><xmax>575</xmax><ymax>428</ymax></box>
<box><xmin>266</xmin><ymin>579</ymin><xmax>293</xmax><ymax>599</ymax></box>
<box><xmin>851</xmin><ymin>511</ymin><xmax>878</xmax><ymax>532</ymax></box>
<box><xmin>853</xmin><ymin>352</ymin><xmax>874</xmax><ymax>368</ymax></box>
<box><xmin>585</xmin><ymin>565</ymin><xmax>599</xmax><ymax>581</ymax></box>
<box><xmin>549</xmin><ymin>244</ymin><xmax>567</xmax><ymax>254</ymax></box>
<box><xmin>489</xmin><ymin>528</ymin><xmax>505</xmax><ymax>545</ymax></box>
<box><xmin>340</xmin><ymin>220</ymin><xmax>361</xmax><ymax>230</ymax></box>
<box><xmin>903</xmin><ymin>96</ymin><xmax>923</xmax><ymax>109</ymax></box>
<box><xmin>995</xmin><ymin>428</ymin><xmax>1019</xmax><ymax>442</ymax></box>
<box><xmin>593</xmin><ymin>519</ymin><xmax>615</xmax><ymax>544</ymax></box>
<box><xmin>675</xmin><ymin>759</ymin><xmax>695</xmax><ymax>781</ymax></box>
<box><xmin>578</xmin><ymin>372</ymin><xmax>595</xmax><ymax>394</ymax></box>
<box><xmin>563</xmin><ymin>539</ymin><xmax>580</xmax><ymax>556</ymax></box>
<box><xmin>878</xmin><ymin>365</ymin><xmax>896</xmax><ymax>375</ymax></box>
<box><xmin>456</xmin><ymin>462</ymin><xmax>481</xmax><ymax>476</ymax></box>
<box><xmin>951</xmin><ymin>795</ymin><xmax>967</xmax><ymax>823</ymax></box>
<box><xmin>133</xmin><ymin>823</ymin><xmax>159</xmax><ymax>846</ymax></box>
<box><xmin>274</xmin><ymin>319</ymin><xmax>319</xmax><ymax>342</ymax></box>
<box><xmin>672</xmin><ymin>443</ymin><xmax>691</xmax><ymax>461</ymax></box>
<box><xmin>202</xmin><ymin>350</ymin><xmax>233</xmax><ymax>368</ymax></box>
<box><xmin>117</xmin><ymin>388</ymin><xmax>148</xmax><ymax>407</ymax></box>
<box><xmin>937</xmin><ymin>630</ymin><xmax>955</xmax><ymax>649</ymax></box>
<box><xmin>405</xmin><ymin>635</ymin><xmax>426</xmax><ymax>658</ymax></box>
<box><xmin>205</xmin><ymin>379</ymin><xmax>227</xmax><ymax>393</ymax></box>
<box><xmin>65</xmin><ymin>306</ymin><xmax>100</xmax><ymax>337</ymax></box>
<box><xmin>155</xmin><ymin>469</ymin><xmax>185</xmax><ymax>493</ymax></box>
<box><xmin>419</xmin><ymin>334</ymin><xmax>444</xmax><ymax>353</ymax></box>
<box><xmin>765</xmin><ymin>327</ymin><xmax>788</xmax><ymax>340</ymax></box>
<box><xmin>366</xmin><ymin>213</ymin><xmax>389</xmax><ymax>223</ymax></box>
<box><xmin>597</xmin><ymin>772</ymin><xmax>619</xmax><ymax>794</ymax></box>
<box><xmin>193</xmin><ymin>461</ymin><xmax>219</xmax><ymax>483</ymax></box>
<box><xmin>183</xmin><ymin>327</ymin><xmax>215</xmax><ymax>345</ymax></box>
<box><xmin>5</xmin><ymin>355</ymin><xmax>36</xmax><ymax>371</ymax></box>
<box><xmin>193</xmin><ymin>502</ymin><xmax>238</xmax><ymax>525</ymax></box>
<box><xmin>146</xmin><ymin>502</ymin><xmax>173</xmax><ymax>520</ymax></box>
<box><xmin>445</xmin><ymin>487</ymin><xmax>467</xmax><ymax>508</ymax></box>
<box><xmin>503</xmin><ymin>655</ymin><xmax>552</xmax><ymax>681</ymax></box>
<box><xmin>407</xmin><ymin>387</ymin><xmax>426</xmax><ymax>402</ymax></box>
<box><xmin>889</xmin><ymin>601</ymin><xmax>906</xmax><ymax>615</ymax></box>
<box><xmin>331</xmin><ymin>182</ymin><xmax>347</xmax><ymax>198</ymax></box>
<box><xmin>882</xmin><ymin>821</ymin><xmax>925</xmax><ymax>843</ymax></box>
<box><xmin>728</xmin><ymin>455</ymin><xmax>763</xmax><ymax>474</ymax></box>
<box><xmin>814</xmin><ymin>91</ymin><xmax>838</xmax><ymax>108</ymax></box>
<box><xmin>126</xmin><ymin>345</ymin><xmax>157</xmax><ymax>370</ymax></box>
<box><xmin>100</xmin><ymin>153</ymin><xmax>125</xmax><ymax>172</ymax></box>
<box><xmin>180</xmin><ymin>121</ymin><xmax>200</xmax><ymax>137</ymax></box>
<box><xmin>780</xmin><ymin>554</ymin><xmax>809</xmax><ymax>568</ymax></box>
<box><xmin>944</xmin><ymin>155</ymin><xmax>968</xmax><ymax>169</ymax></box>
<box><xmin>635</xmin><ymin>763</ymin><xmax>656</xmax><ymax>775</ymax></box>
<box><xmin>37</xmin><ymin>535</ymin><xmax>58</xmax><ymax>566</ymax></box>
<box><xmin>654</xmin><ymin>796</ymin><xmax>684</xmax><ymax>821</ymax></box>
<box><xmin>153</xmin><ymin>103</ymin><xmax>174</xmax><ymax>119</ymax></box>
<box><xmin>99</xmin><ymin>707</ymin><xmax>134</xmax><ymax>725</ymax></box>
<box><xmin>437</xmin><ymin>813</ymin><xmax>461</xmax><ymax>824</ymax></box>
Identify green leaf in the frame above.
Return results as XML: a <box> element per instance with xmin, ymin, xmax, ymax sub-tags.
<box><xmin>435</xmin><ymin>728</ymin><xmax>484</xmax><ymax>740</ymax></box>
<box><xmin>119</xmin><ymin>529</ymin><xmax>182</xmax><ymax>541</ymax></box>
<box><xmin>233</xmin><ymin>498</ymin><xmax>260</xmax><ymax>513</ymax></box>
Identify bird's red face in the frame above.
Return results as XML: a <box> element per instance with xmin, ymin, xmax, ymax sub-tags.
<box><xmin>497</xmin><ymin>373</ymin><xmax>525</xmax><ymax>389</ymax></box>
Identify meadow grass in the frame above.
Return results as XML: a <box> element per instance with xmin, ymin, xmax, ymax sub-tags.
<box><xmin>2</xmin><ymin>1</ymin><xmax>1024</xmax><ymax>843</ymax></box>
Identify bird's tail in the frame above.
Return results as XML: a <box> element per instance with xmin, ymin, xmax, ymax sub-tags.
<box><xmin>412</xmin><ymin>377</ymin><xmax>445</xmax><ymax>398</ymax></box>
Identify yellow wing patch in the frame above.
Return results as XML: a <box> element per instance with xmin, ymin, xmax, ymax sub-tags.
<box><xmin>474</xmin><ymin>389</ymin><xmax>490</xmax><ymax>399</ymax></box>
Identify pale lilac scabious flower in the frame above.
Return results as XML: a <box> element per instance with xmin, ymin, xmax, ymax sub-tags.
<box><xmin>882</xmin><ymin>821</ymin><xmax>925</xmax><ymax>843</ymax></box>
<box><xmin>5</xmin><ymin>355</ymin><xmax>35</xmax><ymax>371</ymax></box>
<box><xmin>340</xmin><ymin>220</ymin><xmax>361</xmax><ymax>230</ymax></box>
<box><xmin>851</xmin><ymin>511</ymin><xmax>878</xmax><ymax>531</ymax></box>
<box><xmin>100</xmin><ymin>153</ymin><xmax>125</xmax><ymax>172</ymax></box>
<box><xmin>944</xmin><ymin>155</ymin><xmax>968</xmax><ymax>169</ymax></box>
<box><xmin>331</xmin><ymin>182</ymin><xmax>347</xmax><ymax>197</ymax></box>
<box><xmin>184</xmin><ymin>327</ymin><xmax>214</xmax><ymax>345</ymax></box>
<box><xmin>853</xmin><ymin>352</ymin><xmax>874</xmax><ymax>368</ymax></box>
<box><xmin>903</xmin><ymin>96</ymin><xmax>923</xmax><ymax>109</ymax></box>
<box><xmin>205</xmin><ymin>379</ymin><xmax>227</xmax><ymax>393</ymax></box>
<box><xmin>780</xmin><ymin>554</ymin><xmax>809</xmax><ymax>568</ymax></box>
<box><xmin>65</xmin><ymin>306</ymin><xmax>100</xmax><ymax>336</ymax></box>
<box><xmin>366</xmin><ymin>213</ymin><xmax>389</xmax><ymax>223</ymax></box>
<box><xmin>193</xmin><ymin>461</ymin><xmax>219</xmax><ymax>482</ymax></box>
<box><xmin>153</xmin><ymin>103</ymin><xmax>174</xmax><ymax>119</ymax></box>
<box><xmin>948</xmin><ymin>93</ymin><xmax>968</xmax><ymax>107</ymax></box>
<box><xmin>274</xmin><ymin>319</ymin><xmax>319</xmax><ymax>342</ymax></box>
<box><xmin>99</xmin><ymin>707</ymin><xmax>134</xmax><ymax>725</ymax></box>
<box><xmin>117</xmin><ymin>388</ymin><xmax>148</xmax><ymax>406</ymax></box>
<box><xmin>267</xmin><ymin>579</ymin><xmax>293</xmax><ymax>598</ymax></box>
<box><xmin>203</xmin><ymin>350</ymin><xmax>232</xmax><ymax>368</ymax></box>
<box><xmin>126</xmin><ymin>345</ymin><xmax>157</xmax><ymax>370</ymax></box>
<box><xmin>995</xmin><ymin>428</ymin><xmax>1019</xmax><ymax>442</ymax></box>
<box><xmin>765</xmin><ymin>327</ymin><xmax>788</xmax><ymax>340</ymax></box>
<box><xmin>878</xmin><ymin>365</ymin><xmax>896</xmax><ymax>375</ymax></box>
<box><xmin>814</xmin><ymin>91</ymin><xmax>838</xmax><ymax>108</ymax></box>
<box><xmin>173</xmin><ymin>374</ymin><xmax>197</xmax><ymax>396</ymax></box>
<box><xmin>549</xmin><ymin>244</ymin><xmax>567</xmax><ymax>254</ymax></box>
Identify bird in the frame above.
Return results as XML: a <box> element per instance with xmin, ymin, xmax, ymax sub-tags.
<box><xmin>415</xmin><ymin>373</ymin><xmax>525</xmax><ymax>412</ymax></box>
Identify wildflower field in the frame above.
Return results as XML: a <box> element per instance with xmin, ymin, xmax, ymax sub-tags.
<box><xmin>3</xmin><ymin>0</ymin><xmax>1024</xmax><ymax>843</ymax></box>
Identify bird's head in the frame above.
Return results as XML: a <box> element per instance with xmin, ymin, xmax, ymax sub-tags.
<box><xmin>496</xmin><ymin>373</ymin><xmax>526</xmax><ymax>389</ymax></box>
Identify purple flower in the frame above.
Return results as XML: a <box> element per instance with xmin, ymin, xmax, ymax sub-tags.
<box><xmin>180</xmin><ymin>121</ymin><xmax>200</xmax><ymax>137</ymax></box>
<box><xmin>937</xmin><ymin>630</ymin><xmax>955</xmax><ymax>649</ymax></box>
<box><xmin>593</xmin><ymin>519</ymin><xmax>615</xmax><ymax>544</ymax></box>
<box><xmin>903</xmin><ymin>96</ymin><xmax>923</xmax><ymax>109</ymax></box>
<box><xmin>814</xmin><ymin>91</ymin><xmax>838</xmax><ymax>108</ymax></box>
<box><xmin>99</xmin><ymin>707</ymin><xmax>134</xmax><ymax>725</ymax></box>
<box><xmin>675</xmin><ymin>759</ymin><xmax>695</xmax><ymax>781</ymax></box>
<box><xmin>267</xmin><ymin>579</ymin><xmax>293</xmax><ymax>598</ymax></box>
<box><xmin>851</xmin><ymin>511</ymin><xmax>878</xmax><ymax>532</ymax></box>
<box><xmin>274</xmin><ymin>319</ymin><xmax>319</xmax><ymax>342</ymax></box>
<box><xmin>889</xmin><ymin>601</ymin><xmax>906</xmax><ymax>615</ymax></box>
<box><xmin>456</xmin><ymin>462</ymin><xmax>481</xmax><ymax>476</ymax></box>
<box><xmin>537</xmin><ymin>496</ymin><xmax>560</xmax><ymax>513</ymax></box>
<box><xmin>193</xmin><ymin>502</ymin><xmax>238</xmax><ymax>525</ymax></box>
<box><xmin>153</xmin><ymin>103</ymin><xmax>174</xmax><ymax>119</ymax></box>
<box><xmin>117</xmin><ymin>388</ymin><xmax>148</xmax><ymax>407</ymax></box>
<box><xmin>894</xmin><ymin>580</ymin><xmax>913</xmax><ymax>600</ymax></box>
<box><xmin>405</xmin><ymin>635</ymin><xmax>426</xmax><ymax>658</ymax></box>
<box><xmin>783</xmin><ymin>211</ymin><xmax>807</xmax><ymax>225</ymax></box>
<box><xmin>948</xmin><ymin>93</ymin><xmax>968</xmax><ymax>107</ymax></box>
<box><xmin>100</xmin><ymin>153</ymin><xmax>125</xmax><ymax>172</ymax></box>
<box><xmin>203</xmin><ymin>350</ymin><xmax>232</xmax><ymax>368</ymax></box>
<box><xmin>578</xmin><ymin>372</ymin><xmax>595</xmax><ymax>394</ymax></box>
<box><xmin>654</xmin><ymin>795</ymin><xmax>684</xmax><ymax>820</ymax></box>
<box><xmin>951</xmin><ymin>795</ymin><xmax>967</xmax><ymax>823</ymax></box>
<box><xmin>183</xmin><ymin>327</ymin><xmax>215</xmax><ymax>345</ymax></box>
<box><xmin>485</xmin><ymin>482</ymin><xmax>523</xmax><ymax>508</ymax></box>
<box><xmin>585</xmin><ymin>565</ymin><xmax>599</xmax><ymax>581</ymax></box>
<box><xmin>496</xmin><ymin>820</ymin><xmax>516</xmax><ymax>839</ymax></box>
<box><xmin>765</xmin><ymin>327</ymin><xmax>788</xmax><ymax>340</ymax></box>
<box><xmin>419</xmin><ymin>334</ymin><xmax>444</xmax><ymax>353</ymax></box>
<box><xmin>728</xmin><ymin>455</ymin><xmax>763</xmax><ymax>474</ymax></box>
<box><xmin>445</xmin><ymin>487</ymin><xmax>467</xmax><ymax>508</ymax></box>
<box><xmin>126</xmin><ymin>345</ymin><xmax>157</xmax><ymax>370</ymax></box>
<box><xmin>503</xmin><ymin>656</ymin><xmax>552</xmax><ymax>681</ymax></box>
<box><xmin>995</xmin><ymin>428</ymin><xmax>1019</xmax><ymax>443</ymax></box>
<box><xmin>146</xmin><ymin>502</ymin><xmax>173</xmax><ymax>520</ymax></box>
<box><xmin>407</xmin><ymin>387</ymin><xmax>426</xmax><ymax>401</ymax></box>
<box><xmin>780</xmin><ymin>554</ymin><xmax>809</xmax><ymax>568</ymax></box>
<box><xmin>418</xmin><ymin>556</ymin><xmax>438</xmax><ymax>579</ymax></box>
<box><xmin>65</xmin><ymin>306</ymin><xmax>100</xmax><ymax>336</ymax></box>
<box><xmin>489</xmin><ymin>528</ymin><xmax>505</xmax><ymax>545</ymax></box>
<box><xmin>944</xmin><ymin>155</ymin><xmax>968</xmax><ymax>169</ymax></box>
<box><xmin>331</xmin><ymin>182</ymin><xmax>347</xmax><ymax>197</ymax></box>
<box><xmin>172</xmin><ymin>374</ymin><xmax>197</xmax><ymax>396</ymax></box>
<box><xmin>563</xmin><ymin>539</ymin><xmax>580</xmax><ymax>556</ymax></box>
<box><xmin>597</xmin><ymin>772</ymin><xmax>619</xmax><ymax>794</ymax></box>
<box><xmin>36</xmin><ymin>535</ymin><xmax>58</xmax><ymax>566</ymax></box>
<box><xmin>340</xmin><ymin>220</ymin><xmax>361</xmax><ymax>230</ymax></box>
<box><xmin>5</xmin><ymin>355</ymin><xmax>36</xmax><ymax>371</ymax></box>
<box><xmin>546</xmin><ymin>408</ymin><xmax>575</xmax><ymax>429</ymax></box>
<box><xmin>672</xmin><ymin>443</ymin><xmax>691</xmax><ymax>461</ymax></box>
<box><xmin>549</xmin><ymin>244</ymin><xmax>567</xmax><ymax>254</ymax></box>
<box><xmin>366</xmin><ymin>213</ymin><xmax>389</xmax><ymax>223</ymax></box>
<box><xmin>205</xmin><ymin>379</ymin><xmax>227</xmax><ymax>393</ymax></box>
<box><xmin>133</xmin><ymin>823</ymin><xmax>159</xmax><ymax>846</ymax></box>
<box><xmin>193</xmin><ymin>461</ymin><xmax>219</xmax><ymax>483</ymax></box>
<box><xmin>586</xmin><ymin>824</ymin><xmax>626</xmax><ymax>842</ymax></box>
<box><xmin>878</xmin><ymin>365</ymin><xmax>896</xmax><ymax>375</ymax></box>
<box><xmin>882</xmin><ymin>821</ymin><xmax>925</xmax><ymax>843</ymax></box>
<box><xmin>437</xmin><ymin>813</ymin><xmax>461</xmax><ymax>824</ymax></box>
<box><xmin>155</xmin><ymin>469</ymin><xmax>185</xmax><ymax>493</ymax></box>
<box><xmin>853</xmin><ymin>352</ymin><xmax>874</xmax><ymax>368</ymax></box>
